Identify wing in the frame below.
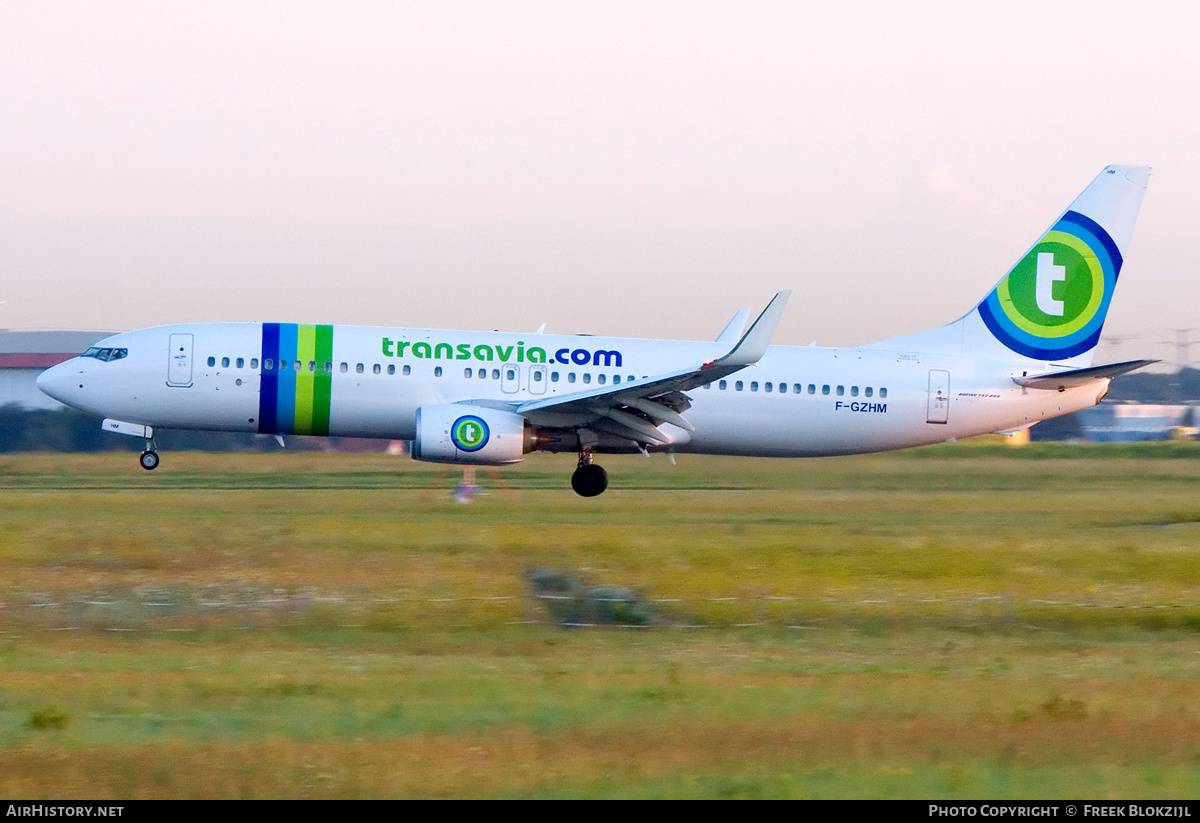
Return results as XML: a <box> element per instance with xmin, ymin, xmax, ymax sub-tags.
<box><xmin>511</xmin><ymin>291</ymin><xmax>790</xmax><ymax>447</ymax></box>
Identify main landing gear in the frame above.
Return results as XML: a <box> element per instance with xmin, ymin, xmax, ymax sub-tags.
<box><xmin>139</xmin><ymin>436</ymin><xmax>160</xmax><ymax>471</ymax></box>
<box><xmin>571</xmin><ymin>452</ymin><xmax>608</xmax><ymax>497</ymax></box>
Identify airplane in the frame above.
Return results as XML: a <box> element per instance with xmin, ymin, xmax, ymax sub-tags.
<box><xmin>37</xmin><ymin>165</ymin><xmax>1154</xmax><ymax>497</ymax></box>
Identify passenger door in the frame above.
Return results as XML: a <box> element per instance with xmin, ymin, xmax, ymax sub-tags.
<box><xmin>167</xmin><ymin>333</ymin><xmax>194</xmax><ymax>387</ymax></box>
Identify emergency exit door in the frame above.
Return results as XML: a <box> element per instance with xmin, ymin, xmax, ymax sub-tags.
<box><xmin>501</xmin><ymin>365</ymin><xmax>520</xmax><ymax>394</ymax></box>
<box><xmin>167</xmin><ymin>333</ymin><xmax>194</xmax><ymax>387</ymax></box>
<box><xmin>927</xmin><ymin>369</ymin><xmax>950</xmax><ymax>424</ymax></box>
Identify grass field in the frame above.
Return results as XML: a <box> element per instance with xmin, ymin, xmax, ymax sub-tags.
<box><xmin>1</xmin><ymin>445</ymin><xmax>1199</xmax><ymax>798</ymax></box>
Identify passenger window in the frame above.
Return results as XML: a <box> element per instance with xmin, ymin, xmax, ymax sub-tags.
<box><xmin>373</xmin><ymin>364</ymin><xmax>381</xmax><ymax>375</ymax></box>
<box><xmin>568</xmin><ymin>373</ymin><xmax>576</xmax><ymax>383</ymax></box>
<box><xmin>308</xmin><ymin>361</ymin><xmax>316</xmax><ymax>372</ymax></box>
<box><xmin>221</xmin><ymin>357</ymin><xmax>230</xmax><ymax>368</ymax></box>
<box><xmin>532</xmin><ymin>370</ymin><xmax>543</xmax><ymax>382</ymax></box>
<box><xmin>264</xmin><ymin>359</ymin><xmax>273</xmax><ymax>370</ymax></box>
<box><xmin>880</xmin><ymin>387</ymin><xmax>888</xmax><ymax>398</ymax></box>
<box><xmin>822</xmin><ymin>385</ymin><xmax>830</xmax><ymax>395</ymax></box>
<box><xmin>583</xmin><ymin>373</ymin><xmax>591</xmax><ymax>384</ymax></box>
<box><xmin>506</xmin><ymin>368</ymin><xmax>515</xmax><ymax>380</ymax></box>
<box><xmin>793</xmin><ymin>384</ymin><xmax>801</xmax><ymax>394</ymax></box>
<box><xmin>478</xmin><ymin>370</ymin><xmax>486</xmax><ymax>380</ymax></box>
<box><xmin>491</xmin><ymin>369</ymin><xmax>499</xmax><ymax>379</ymax></box>
<box><xmin>597</xmin><ymin>374</ymin><xmax>606</xmax><ymax>385</ymax></box>
<box><xmin>387</xmin><ymin>364</ymin><xmax>395</xmax><ymax>375</ymax></box>
<box><xmin>435</xmin><ymin>367</ymin><xmax>443</xmax><ymax>377</ymax></box>
<box><xmin>551</xmin><ymin>372</ymin><xmax>559</xmax><ymax>382</ymax></box>
<box><xmin>850</xmin><ymin>386</ymin><xmax>858</xmax><ymax>397</ymax></box>
<box><xmin>836</xmin><ymin>386</ymin><xmax>844</xmax><ymax>396</ymax></box>
<box><xmin>808</xmin><ymin>384</ymin><xmax>816</xmax><ymax>394</ymax></box>
<box><xmin>294</xmin><ymin>360</ymin><xmax>301</xmax><ymax>372</ymax></box>
<box><xmin>613</xmin><ymin>375</ymin><xmax>621</xmax><ymax>384</ymax></box>
<box><xmin>236</xmin><ymin>357</ymin><xmax>244</xmax><ymax>369</ymax></box>
<box><xmin>279</xmin><ymin>360</ymin><xmax>287</xmax><ymax>371</ymax></box>
<box><xmin>865</xmin><ymin>387</ymin><xmax>873</xmax><ymax>397</ymax></box>
<box><xmin>464</xmin><ymin>368</ymin><xmax>473</xmax><ymax>378</ymax></box>
<box><xmin>356</xmin><ymin>363</ymin><xmax>364</xmax><ymax>374</ymax></box>
<box><xmin>750</xmin><ymin>381</ymin><xmax>758</xmax><ymax>392</ymax></box>
<box><xmin>736</xmin><ymin>381</ymin><xmax>744</xmax><ymax>391</ymax></box>
<box><xmin>339</xmin><ymin>362</ymin><xmax>348</xmax><ymax>373</ymax></box>
<box><xmin>719</xmin><ymin>380</ymin><xmax>727</xmax><ymax>390</ymax></box>
<box><xmin>765</xmin><ymin>382</ymin><xmax>772</xmax><ymax>393</ymax></box>
<box><xmin>207</xmin><ymin>356</ymin><xmax>216</xmax><ymax>367</ymax></box>
<box><xmin>403</xmin><ymin>365</ymin><xmax>411</xmax><ymax>376</ymax></box>
<box><xmin>250</xmin><ymin>358</ymin><xmax>259</xmax><ymax>369</ymax></box>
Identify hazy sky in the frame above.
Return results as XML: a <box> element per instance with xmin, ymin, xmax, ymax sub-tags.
<box><xmin>2</xmin><ymin>1</ymin><xmax>1198</xmax><ymax>365</ymax></box>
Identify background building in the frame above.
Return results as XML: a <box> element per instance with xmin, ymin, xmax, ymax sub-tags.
<box><xmin>1074</xmin><ymin>402</ymin><xmax>1196</xmax><ymax>442</ymax></box>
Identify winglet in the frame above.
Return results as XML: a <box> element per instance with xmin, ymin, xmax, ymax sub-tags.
<box><xmin>713</xmin><ymin>291</ymin><xmax>790</xmax><ymax>367</ymax></box>
<box><xmin>714</xmin><ymin>307</ymin><xmax>751</xmax><ymax>343</ymax></box>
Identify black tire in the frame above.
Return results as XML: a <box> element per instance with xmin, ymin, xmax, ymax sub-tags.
<box><xmin>571</xmin><ymin>463</ymin><xmax>608</xmax><ymax>497</ymax></box>
<box><xmin>139</xmin><ymin>450</ymin><xmax>160</xmax><ymax>471</ymax></box>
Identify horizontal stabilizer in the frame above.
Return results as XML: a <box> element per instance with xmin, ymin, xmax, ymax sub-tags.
<box><xmin>1014</xmin><ymin>359</ymin><xmax>1158</xmax><ymax>391</ymax></box>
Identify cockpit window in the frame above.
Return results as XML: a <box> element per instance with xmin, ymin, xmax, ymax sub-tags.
<box><xmin>81</xmin><ymin>347</ymin><xmax>128</xmax><ymax>362</ymax></box>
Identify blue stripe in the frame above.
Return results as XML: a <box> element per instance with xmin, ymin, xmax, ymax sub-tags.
<box><xmin>275</xmin><ymin>323</ymin><xmax>298</xmax><ymax>435</ymax></box>
<box><xmin>258</xmin><ymin>323</ymin><xmax>280</xmax><ymax>434</ymax></box>
<box><xmin>1062</xmin><ymin>210</ymin><xmax>1123</xmax><ymax>276</ymax></box>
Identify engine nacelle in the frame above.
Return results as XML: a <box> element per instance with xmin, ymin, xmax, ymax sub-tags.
<box><xmin>411</xmin><ymin>404</ymin><xmax>537</xmax><ymax>465</ymax></box>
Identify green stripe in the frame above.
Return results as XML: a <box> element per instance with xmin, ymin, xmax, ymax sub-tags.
<box><xmin>312</xmin><ymin>325</ymin><xmax>334</xmax><ymax>436</ymax></box>
<box><xmin>293</xmin><ymin>324</ymin><xmax>317</xmax><ymax>435</ymax></box>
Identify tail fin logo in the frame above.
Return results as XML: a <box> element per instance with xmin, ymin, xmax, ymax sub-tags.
<box><xmin>977</xmin><ymin>210</ymin><xmax>1122</xmax><ymax>360</ymax></box>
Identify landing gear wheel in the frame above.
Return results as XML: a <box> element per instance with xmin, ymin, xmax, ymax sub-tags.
<box><xmin>139</xmin><ymin>450</ymin><xmax>160</xmax><ymax>471</ymax></box>
<box><xmin>571</xmin><ymin>463</ymin><xmax>608</xmax><ymax>497</ymax></box>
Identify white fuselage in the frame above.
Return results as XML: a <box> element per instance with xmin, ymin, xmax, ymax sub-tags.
<box><xmin>36</xmin><ymin>322</ymin><xmax>1105</xmax><ymax>457</ymax></box>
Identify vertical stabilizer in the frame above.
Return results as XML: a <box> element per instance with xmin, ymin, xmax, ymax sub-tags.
<box><xmin>973</xmin><ymin>165</ymin><xmax>1150</xmax><ymax>363</ymax></box>
<box><xmin>866</xmin><ymin>166</ymin><xmax>1150</xmax><ymax>366</ymax></box>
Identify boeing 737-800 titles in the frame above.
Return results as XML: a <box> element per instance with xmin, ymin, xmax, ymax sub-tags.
<box><xmin>38</xmin><ymin>166</ymin><xmax>1154</xmax><ymax>496</ymax></box>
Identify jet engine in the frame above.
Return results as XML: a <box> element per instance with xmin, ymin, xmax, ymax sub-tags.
<box><xmin>411</xmin><ymin>404</ymin><xmax>542</xmax><ymax>464</ymax></box>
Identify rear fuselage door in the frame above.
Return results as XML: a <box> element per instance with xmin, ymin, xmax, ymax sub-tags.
<box><xmin>167</xmin><ymin>333</ymin><xmax>194</xmax><ymax>387</ymax></box>
<box><xmin>927</xmin><ymin>369</ymin><xmax>949</xmax><ymax>424</ymax></box>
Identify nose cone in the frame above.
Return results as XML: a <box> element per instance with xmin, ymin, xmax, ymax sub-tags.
<box><xmin>36</xmin><ymin>360</ymin><xmax>78</xmax><ymax>405</ymax></box>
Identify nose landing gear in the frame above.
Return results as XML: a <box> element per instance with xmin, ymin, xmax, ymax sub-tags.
<box><xmin>139</xmin><ymin>435</ymin><xmax>160</xmax><ymax>471</ymax></box>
